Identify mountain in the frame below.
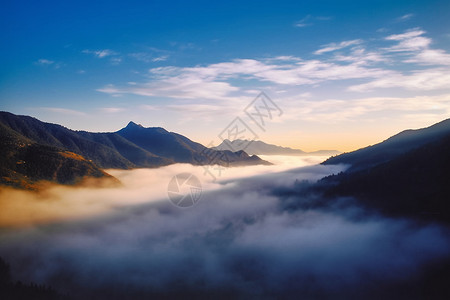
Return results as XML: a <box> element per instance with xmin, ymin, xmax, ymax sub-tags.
<box><xmin>323</xmin><ymin>118</ymin><xmax>450</xmax><ymax>172</ymax></box>
<box><xmin>0</xmin><ymin>112</ymin><xmax>269</xmax><ymax>188</ymax></box>
<box><xmin>0</xmin><ymin>112</ymin><xmax>135</xmax><ymax>169</ymax></box>
<box><xmin>114</xmin><ymin>122</ymin><xmax>270</xmax><ymax>166</ymax></box>
<box><xmin>214</xmin><ymin>139</ymin><xmax>340</xmax><ymax>156</ymax></box>
<box><xmin>320</xmin><ymin>118</ymin><xmax>450</xmax><ymax>223</ymax></box>
<box><xmin>77</xmin><ymin>126</ymin><xmax>172</xmax><ymax>168</ymax></box>
<box><xmin>0</xmin><ymin>121</ymin><xmax>113</xmax><ymax>189</ymax></box>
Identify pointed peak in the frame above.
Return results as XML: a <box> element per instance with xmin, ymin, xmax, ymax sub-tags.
<box><xmin>126</xmin><ymin>121</ymin><xmax>143</xmax><ymax>128</ymax></box>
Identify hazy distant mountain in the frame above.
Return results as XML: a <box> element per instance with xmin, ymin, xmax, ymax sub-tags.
<box><xmin>214</xmin><ymin>139</ymin><xmax>340</xmax><ymax>156</ymax></box>
<box><xmin>0</xmin><ymin>112</ymin><xmax>269</xmax><ymax>188</ymax></box>
<box><xmin>323</xmin><ymin>118</ymin><xmax>450</xmax><ymax>172</ymax></box>
<box><xmin>320</xmin><ymin>118</ymin><xmax>450</xmax><ymax>223</ymax></box>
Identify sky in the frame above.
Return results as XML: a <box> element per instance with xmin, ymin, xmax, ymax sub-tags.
<box><xmin>1</xmin><ymin>0</ymin><xmax>450</xmax><ymax>151</ymax></box>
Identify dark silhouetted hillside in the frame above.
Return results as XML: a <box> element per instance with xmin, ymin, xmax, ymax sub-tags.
<box><xmin>322</xmin><ymin>134</ymin><xmax>450</xmax><ymax>222</ymax></box>
<box><xmin>323</xmin><ymin>118</ymin><xmax>450</xmax><ymax>172</ymax></box>
<box><xmin>320</xmin><ymin>118</ymin><xmax>450</xmax><ymax>223</ymax></box>
<box><xmin>0</xmin><ymin>257</ymin><xmax>68</xmax><ymax>300</ymax></box>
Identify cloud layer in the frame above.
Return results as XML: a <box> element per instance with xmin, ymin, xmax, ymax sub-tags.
<box><xmin>98</xmin><ymin>28</ymin><xmax>450</xmax><ymax>100</ymax></box>
<box><xmin>0</xmin><ymin>158</ymin><xmax>449</xmax><ymax>299</ymax></box>
<box><xmin>92</xmin><ymin>28</ymin><xmax>450</xmax><ymax>131</ymax></box>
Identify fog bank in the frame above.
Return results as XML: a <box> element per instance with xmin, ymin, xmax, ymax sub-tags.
<box><xmin>0</xmin><ymin>156</ymin><xmax>449</xmax><ymax>299</ymax></box>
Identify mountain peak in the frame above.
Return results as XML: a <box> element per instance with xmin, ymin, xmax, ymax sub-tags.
<box><xmin>126</xmin><ymin>121</ymin><xmax>143</xmax><ymax>128</ymax></box>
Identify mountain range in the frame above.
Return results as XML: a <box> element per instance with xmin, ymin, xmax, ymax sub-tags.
<box><xmin>2</xmin><ymin>109</ymin><xmax>450</xmax><ymax>223</ymax></box>
<box><xmin>0</xmin><ymin>112</ymin><xmax>269</xmax><ymax>188</ymax></box>
<box><xmin>214</xmin><ymin>139</ymin><xmax>340</xmax><ymax>156</ymax></box>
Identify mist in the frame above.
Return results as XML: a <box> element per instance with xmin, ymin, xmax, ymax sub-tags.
<box><xmin>0</xmin><ymin>155</ymin><xmax>328</xmax><ymax>227</ymax></box>
<box><xmin>0</xmin><ymin>156</ymin><xmax>449</xmax><ymax>299</ymax></box>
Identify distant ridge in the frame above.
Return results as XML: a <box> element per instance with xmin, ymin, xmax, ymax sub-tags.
<box><xmin>214</xmin><ymin>139</ymin><xmax>340</xmax><ymax>156</ymax></box>
<box><xmin>0</xmin><ymin>112</ymin><xmax>270</xmax><ymax>188</ymax></box>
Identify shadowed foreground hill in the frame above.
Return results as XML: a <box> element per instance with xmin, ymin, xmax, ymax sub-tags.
<box><xmin>319</xmin><ymin>118</ymin><xmax>450</xmax><ymax>223</ymax></box>
<box><xmin>0</xmin><ymin>257</ymin><xmax>68</xmax><ymax>300</ymax></box>
<box><xmin>0</xmin><ymin>122</ymin><xmax>114</xmax><ymax>189</ymax></box>
<box><xmin>323</xmin><ymin>118</ymin><xmax>450</xmax><ymax>172</ymax></box>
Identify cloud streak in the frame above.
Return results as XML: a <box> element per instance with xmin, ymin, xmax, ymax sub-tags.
<box><xmin>278</xmin><ymin>93</ymin><xmax>450</xmax><ymax>123</ymax></box>
<box><xmin>97</xmin><ymin>28</ymin><xmax>450</xmax><ymax>104</ymax></box>
<box><xmin>129</xmin><ymin>52</ymin><xmax>169</xmax><ymax>63</ymax></box>
<box><xmin>385</xmin><ymin>29</ymin><xmax>431</xmax><ymax>52</ymax></box>
<box><xmin>294</xmin><ymin>15</ymin><xmax>332</xmax><ymax>28</ymax></box>
<box><xmin>82</xmin><ymin>49</ymin><xmax>117</xmax><ymax>58</ymax></box>
<box><xmin>35</xmin><ymin>59</ymin><xmax>54</xmax><ymax>65</ymax></box>
<box><xmin>39</xmin><ymin>107</ymin><xmax>87</xmax><ymax>116</ymax></box>
<box><xmin>98</xmin><ymin>58</ymin><xmax>392</xmax><ymax>101</ymax></box>
<box><xmin>396</xmin><ymin>13</ymin><xmax>415</xmax><ymax>22</ymax></box>
<box><xmin>314</xmin><ymin>39</ymin><xmax>363</xmax><ymax>55</ymax></box>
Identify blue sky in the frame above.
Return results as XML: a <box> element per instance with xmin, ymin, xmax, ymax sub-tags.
<box><xmin>1</xmin><ymin>0</ymin><xmax>450</xmax><ymax>150</ymax></box>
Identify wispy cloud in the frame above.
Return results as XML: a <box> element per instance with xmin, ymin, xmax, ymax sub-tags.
<box><xmin>110</xmin><ymin>57</ymin><xmax>122</xmax><ymax>65</ymax></box>
<box><xmin>332</xmin><ymin>47</ymin><xmax>387</xmax><ymax>64</ymax></box>
<box><xmin>39</xmin><ymin>107</ymin><xmax>87</xmax><ymax>116</ymax></box>
<box><xmin>385</xmin><ymin>29</ymin><xmax>430</xmax><ymax>52</ymax></box>
<box><xmin>129</xmin><ymin>52</ymin><xmax>169</xmax><ymax>63</ymax></box>
<box><xmin>294</xmin><ymin>15</ymin><xmax>312</xmax><ymax>28</ymax></box>
<box><xmin>99</xmin><ymin>107</ymin><xmax>125</xmax><ymax>113</ymax></box>
<box><xmin>294</xmin><ymin>15</ymin><xmax>331</xmax><ymax>28</ymax></box>
<box><xmin>279</xmin><ymin>93</ymin><xmax>450</xmax><ymax>123</ymax></box>
<box><xmin>35</xmin><ymin>59</ymin><xmax>63</xmax><ymax>69</ymax></box>
<box><xmin>152</xmin><ymin>55</ymin><xmax>169</xmax><ymax>62</ymax></box>
<box><xmin>82</xmin><ymin>49</ymin><xmax>117</xmax><ymax>58</ymax></box>
<box><xmin>268</xmin><ymin>56</ymin><xmax>302</xmax><ymax>62</ymax></box>
<box><xmin>98</xmin><ymin>76</ymin><xmax>240</xmax><ymax>101</ymax></box>
<box><xmin>349</xmin><ymin>68</ymin><xmax>450</xmax><ymax>92</ymax></box>
<box><xmin>139</xmin><ymin>104</ymin><xmax>160</xmax><ymax>111</ymax></box>
<box><xmin>314</xmin><ymin>39</ymin><xmax>363</xmax><ymax>55</ymax></box>
<box><xmin>405</xmin><ymin>49</ymin><xmax>450</xmax><ymax>65</ymax></box>
<box><xmin>98</xmin><ymin>58</ymin><xmax>391</xmax><ymax>101</ymax></box>
<box><xmin>345</xmin><ymin>28</ymin><xmax>450</xmax><ymax>91</ymax></box>
<box><xmin>396</xmin><ymin>13</ymin><xmax>415</xmax><ymax>22</ymax></box>
<box><xmin>97</xmin><ymin>28</ymin><xmax>450</xmax><ymax>103</ymax></box>
<box><xmin>35</xmin><ymin>59</ymin><xmax>54</xmax><ymax>65</ymax></box>
<box><xmin>384</xmin><ymin>28</ymin><xmax>450</xmax><ymax>65</ymax></box>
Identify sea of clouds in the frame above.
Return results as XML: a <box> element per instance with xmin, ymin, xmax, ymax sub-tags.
<box><xmin>0</xmin><ymin>156</ymin><xmax>449</xmax><ymax>299</ymax></box>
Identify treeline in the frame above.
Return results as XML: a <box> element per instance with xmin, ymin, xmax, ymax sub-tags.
<box><xmin>0</xmin><ymin>257</ymin><xmax>68</xmax><ymax>300</ymax></box>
